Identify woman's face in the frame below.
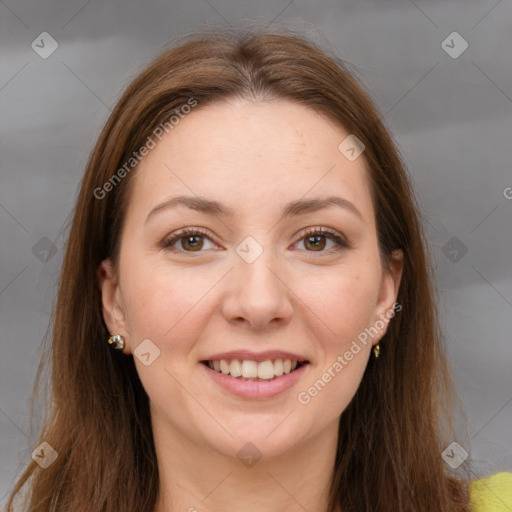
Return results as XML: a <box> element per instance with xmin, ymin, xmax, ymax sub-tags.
<box><xmin>99</xmin><ymin>98</ymin><xmax>403</xmax><ymax>459</ymax></box>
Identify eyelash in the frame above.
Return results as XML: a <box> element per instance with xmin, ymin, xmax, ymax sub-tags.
<box><xmin>161</xmin><ymin>226</ymin><xmax>351</xmax><ymax>255</ymax></box>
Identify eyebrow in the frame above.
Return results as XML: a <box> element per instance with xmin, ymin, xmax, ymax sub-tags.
<box><xmin>145</xmin><ymin>194</ymin><xmax>364</xmax><ymax>224</ymax></box>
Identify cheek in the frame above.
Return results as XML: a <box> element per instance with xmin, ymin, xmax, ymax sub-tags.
<box><xmin>297</xmin><ymin>264</ymin><xmax>380</xmax><ymax>343</ymax></box>
<box><xmin>120</xmin><ymin>258</ymin><xmax>218</xmax><ymax>348</ymax></box>
<box><xmin>295</xmin><ymin>270</ymin><xmax>378</xmax><ymax>416</ymax></box>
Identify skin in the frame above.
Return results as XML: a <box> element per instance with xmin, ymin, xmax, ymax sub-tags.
<box><xmin>98</xmin><ymin>98</ymin><xmax>403</xmax><ymax>512</ymax></box>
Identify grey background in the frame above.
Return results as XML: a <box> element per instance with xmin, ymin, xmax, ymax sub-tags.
<box><xmin>1</xmin><ymin>0</ymin><xmax>511</xmax><ymax>503</ymax></box>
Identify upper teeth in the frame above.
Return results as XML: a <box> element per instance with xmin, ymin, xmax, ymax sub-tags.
<box><xmin>208</xmin><ymin>359</ymin><xmax>299</xmax><ymax>379</ymax></box>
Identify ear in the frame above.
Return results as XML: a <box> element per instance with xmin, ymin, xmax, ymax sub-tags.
<box><xmin>371</xmin><ymin>249</ymin><xmax>404</xmax><ymax>346</ymax></box>
<box><xmin>97</xmin><ymin>258</ymin><xmax>130</xmax><ymax>354</ymax></box>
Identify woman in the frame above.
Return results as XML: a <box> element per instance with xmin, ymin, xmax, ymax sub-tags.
<box><xmin>5</xmin><ymin>28</ymin><xmax>511</xmax><ymax>512</ymax></box>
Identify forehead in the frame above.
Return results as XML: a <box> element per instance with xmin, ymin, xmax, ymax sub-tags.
<box><xmin>126</xmin><ymin>98</ymin><xmax>374</xmax><ymax>224</ymax></box>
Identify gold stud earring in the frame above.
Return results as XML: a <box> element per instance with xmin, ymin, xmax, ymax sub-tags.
<box><xmin>373</xmin><ymin>343</ymin><xmax>380</xmax><ymax>358</ymax></box>
<box><xmin>108</xmin><ymin>334</ymin><xmax>125</xmax><ymax>350</ymax></box>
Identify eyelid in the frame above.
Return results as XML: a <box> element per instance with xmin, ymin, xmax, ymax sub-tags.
<box><xmin>162</xmin><ymin>227</ymin><xmax>219</xmax><ymax>250</ymax></box>
<box><xmin>295</xmin><ymin>225</ymin><xmax>345</xmax><ymax>241</ymax></box>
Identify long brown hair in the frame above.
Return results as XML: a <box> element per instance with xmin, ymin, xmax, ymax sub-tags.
<box><xmin>5</xmin><ymin>27</ymin><xmax>472</xmax><ymax>511</ymax></box>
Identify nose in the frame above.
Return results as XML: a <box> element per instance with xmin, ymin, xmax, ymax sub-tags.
<box><xmin>221</xmin><ymin>248</ymin><xmax>293</xmax><ymax>330</ymax></box>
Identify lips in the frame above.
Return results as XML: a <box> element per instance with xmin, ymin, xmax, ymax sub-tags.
<box><xmin>198</xmin><ymin>349</ymin><xmax>310</xmax><ymax>398</ymax></box>
<box><xmin>200</xmin><ymin>359</ymin><xmax>310</xmax><ymax>400</ymax></box>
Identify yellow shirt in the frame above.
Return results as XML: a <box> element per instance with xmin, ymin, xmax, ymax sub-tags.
<box><xmin>470</xmin><ymin>472</ymin><xmax>512</xmax><ymax>511</ymax></box>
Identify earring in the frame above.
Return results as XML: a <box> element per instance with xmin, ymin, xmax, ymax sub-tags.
<box><xmin>108</xmin><ymin>334</ymin><xmax>125</xmax><ymax>350</ymax></box>
<box><xmin>373</xmin><ymin>343</ymin><xmax>380</xmax><ymax>358</ymax></box>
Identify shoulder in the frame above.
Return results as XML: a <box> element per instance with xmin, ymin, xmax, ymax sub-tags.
<box><xmin>470</xmin><ymin>472</ymin><xmax>512</xmax><ymax>511</ymax></box>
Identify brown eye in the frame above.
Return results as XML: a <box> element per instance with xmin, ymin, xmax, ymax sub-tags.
<box><xmin>304</xmin><ymin>234</ymin><xmax>327</xmax><ymax>251</ymax></box>
<box><xmin>181</xmin><ymin>235</ymin><xmax>204</xmax><ymax>251</ymax></box>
